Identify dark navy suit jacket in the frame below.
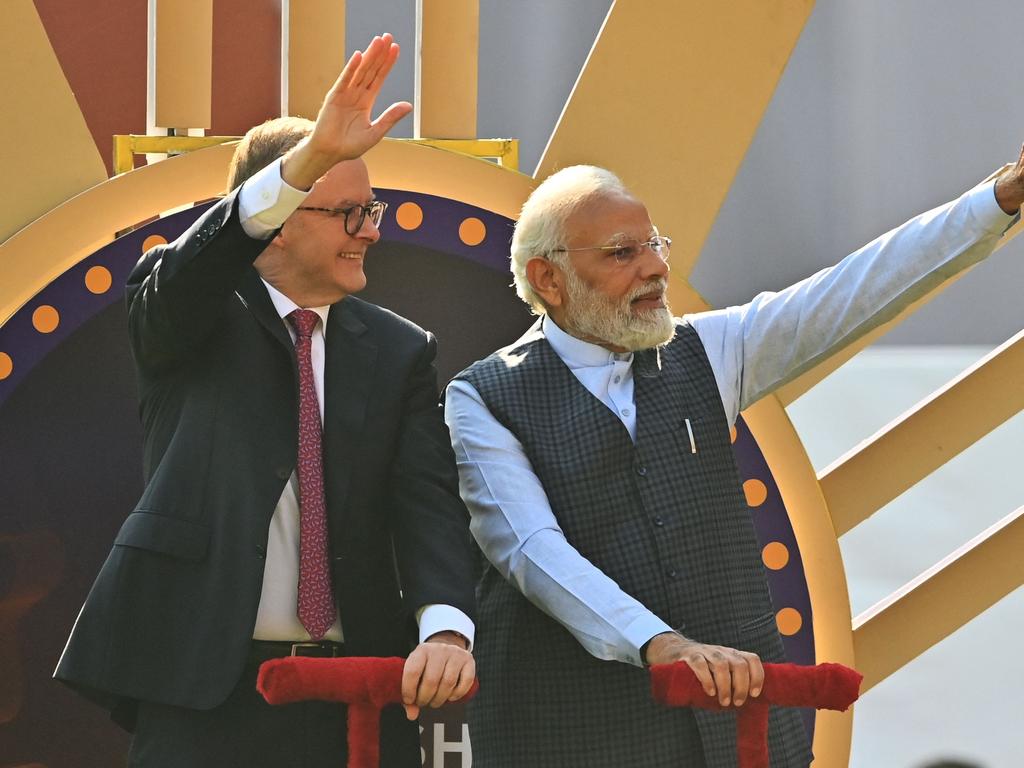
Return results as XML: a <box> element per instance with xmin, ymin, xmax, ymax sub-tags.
<box><xmin>55</xmin><ymin>190</ymin><xmax>477</xmax><ymax>727</ymax></box>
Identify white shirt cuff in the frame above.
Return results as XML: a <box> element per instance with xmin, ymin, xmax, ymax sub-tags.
<box><xmin>237</xmin><ymin>156</ymin><xmax>311</xmax><ymax>239</ymax></box>
<box><xmin>969</xmin><ymin>178</ymin><xmax>1018</xmax><ymax>234</ymax></box>
<box><xmin>621</xmin><ymin>613</ymin><xmax>674</xmax><ymax>667</ymax></box>
<box><xmin>417</xmin><ymin>604</ymin><xmax>476</xmax><ymax>650</ymax></box>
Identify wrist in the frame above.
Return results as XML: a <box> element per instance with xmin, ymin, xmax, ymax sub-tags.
<box><xmin>994</xmin><ymin>172</ymin><xmax>1024</xmax><ymax>215</ymax></box>
<box><xmin>642</xmin><ymin>630</ymin><xmax>690</xmax><ymax>666</ymax></box>
<box><xmin>640</xmin><ymin>636</ymin><xmax>656</xmax><ymax>666</ymax></box>
<box><xmin>426</xmin><ymin>629</ymin><xmax>470</xmax><ymax>650</ymax></box>
<box><xmin>642</xmin><ymin>631</ymin><xmax>673</xmax><ymax>666</ymax></box>
<box><xmin>279</xmin><ymin>139</ymin><xmax>335</xmax><ymax>192</ymax></box>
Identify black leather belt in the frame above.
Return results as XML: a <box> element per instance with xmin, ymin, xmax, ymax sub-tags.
<box><xmin>248</xmin><ymin>640</ymin><xmax>346</xmax><ymax>666</ymax></box>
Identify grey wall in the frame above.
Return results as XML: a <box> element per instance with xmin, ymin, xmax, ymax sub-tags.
<box><xmin>694</xmin><ymin>0</ymin><xmax>1024</xmax><ymax>344</ymax></box>
<box><xmin>346</xmin><ymin>0</ymin><xmax>612</xmax><ymax>173</ymax></box>
<box><xmin>349</xmin><ymin>0</ymin><xmax>1024</xmax><ymax>345</ymax></box>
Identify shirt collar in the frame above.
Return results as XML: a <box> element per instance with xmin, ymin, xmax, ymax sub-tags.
<box><xmin>261</xmin><ymin>279</ymin><xmax>331</xmax><ymax>336</ymax></box>
<box><xmin>541</xmin><ymin>315</ymin><xmax>633</xmax><ymax>369</ymax></box>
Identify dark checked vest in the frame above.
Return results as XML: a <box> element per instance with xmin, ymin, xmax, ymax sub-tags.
<box><xmin>456</xmin><ymin>321</ymin><xmax>812</xmax><ymax>768</ymax></box>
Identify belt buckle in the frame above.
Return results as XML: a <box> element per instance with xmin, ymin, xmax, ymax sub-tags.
<box><xmin>290</xmin><ymin>642</ymin><xmax>323</xmax><ymax>657</ymax></box>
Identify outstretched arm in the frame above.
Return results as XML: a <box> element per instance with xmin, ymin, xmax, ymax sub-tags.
<box><xmin>691</xmin><ymin>153</ymin><xmax>1021</xmax><ymax>425</ymax></box>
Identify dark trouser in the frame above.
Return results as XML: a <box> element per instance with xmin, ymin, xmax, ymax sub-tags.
<box><xmin>128</xmin><ymin>645</ymin><xmax>420</xmax><ymax>768</ymax></box>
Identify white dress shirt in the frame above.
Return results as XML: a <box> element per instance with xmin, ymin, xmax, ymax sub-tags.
<box><xmin>238</xmin><ymin>158</ymin><xmax>474</xmax><ymax>646</ymax></box>
<box><xmin>445</xmin><ymin>177</ymin><xmax>1015</xmax><ymax>666</ymax></box>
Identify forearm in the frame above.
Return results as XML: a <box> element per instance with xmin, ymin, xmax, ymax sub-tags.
<box><xmin>445</xmin><ymin>380</ymin><xmax>671</xmax><ymax>666</ymax></box>
<box><xmin>502</xmin><ymin>526</ymin><xmax>672</xmax><ymax>665</ymax></box>
<box><xmin>389</xmin><ymin>337</ymin><xmax>477</xmax><ymax>621</ymax></box>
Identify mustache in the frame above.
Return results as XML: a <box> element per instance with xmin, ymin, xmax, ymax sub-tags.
<box><xmin>627</xmin><ymin>278</ymin><xmax>668</xmax><ymax>303</ymax></box>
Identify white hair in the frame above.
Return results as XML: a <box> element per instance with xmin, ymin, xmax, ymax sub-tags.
<box><xmin>510</xmin><ymin>165</ymin><xmax>631</xmax><ymax>314</ymax></box>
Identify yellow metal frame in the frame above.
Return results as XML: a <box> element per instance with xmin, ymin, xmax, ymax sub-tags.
<box><xmin>397</xmin><ymin>138</ymin><xmax>519</xmax><ymax>170</ymax></box>
<box><xmin>112</xmin><ymin>134</ymin><xmax>240</xmax><ymax>175</ymax></box>
<box><xmin>113</xmin><ymin>135</ymin><xmax>520</xmax><ymax>177</ymax></box>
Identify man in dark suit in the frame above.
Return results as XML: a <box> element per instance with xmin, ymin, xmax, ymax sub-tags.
<box><xmin>55</xmin><ymin>34</ymin><xmax>477</xmax><ymax>768</ymax></box>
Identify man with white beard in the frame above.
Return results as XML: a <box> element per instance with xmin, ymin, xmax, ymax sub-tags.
<box><xmin>444</xmin><ymin>158</ymin><xmax>1024</xmax><ymax>767</ymax></box>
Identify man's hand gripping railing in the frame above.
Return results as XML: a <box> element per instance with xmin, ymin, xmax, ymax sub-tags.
<box><xmin>651</xmin><ymin>661</ymin><xmax>862</xmax><ymax>768</ymax></box>
<box><xmin>257</xmin><ymin>656</ymin><xmax>478</xmax><ymax>768</ymax></box>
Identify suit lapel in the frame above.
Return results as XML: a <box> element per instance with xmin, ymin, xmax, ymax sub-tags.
<box><xmin>322</xmin><ymin>298</ymin><xmax>377</xmax><ymax>516</ymax></box>
<box><xmin>235</xmin><ymin>268</ymin><xmax>293</xmax><ymax>351</ymax></box>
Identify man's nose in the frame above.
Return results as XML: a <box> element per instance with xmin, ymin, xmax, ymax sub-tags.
<box><xmin>357</xmin><ymin>215</ymin><xmax>381</xmax><ymax>243</ymax></box>
<box><xmin>639</xmin><ymin>242</ymin><xmax>670</xmax><ymax>278</ymax></box>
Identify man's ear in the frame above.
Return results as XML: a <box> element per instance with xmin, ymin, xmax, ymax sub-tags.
<box><xmin>526</xmin><ymin>256</ymin><xmax>564</xmax><ymax>308</ymax></box>
<box><xmin>254</xmin><ymin>238</ymin><xmax>285</xmax><ymax>280</ymax></box>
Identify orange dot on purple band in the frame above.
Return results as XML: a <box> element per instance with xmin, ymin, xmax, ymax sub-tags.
<box><xmin>743</xmin><ymin>478</ymin><xmax>768</xmax><ymax>507</ymax></box>
<box><xmin>142</xmin><ymin>234</ymin><xmax>168</xmax><ymax>253</ymax></box>
<box><xmin>85</xmin><ymin>265</ymin><xmax>113</xmax><ymax>294</ymax></box>
<box><xmin>459</xmin><ymin>217</ymin><xmax>486</xmax><ymax>246</ymax></box>
<box><xmin>762</xmin><ymin>541</ymin><xmax>790</xmax><ymax>570</ymax></box>
<box><xmin>776</xmin><ymin>607</ymin><xmax>803</xmax><ymax>636</ymax></box>
<box><xmin>0</xmin><ymin>352</ymin><xmax>12</xmax><ymax>380</ymax></box>
<box><xmin>395</xmin><ymin>202</ymin><xmax>423</xmax><ymax>230</ymax></box>
<box><xmin>32</xmin><ymin>305</ymin><xmax>60</xmax><ymax>333</ymax></box>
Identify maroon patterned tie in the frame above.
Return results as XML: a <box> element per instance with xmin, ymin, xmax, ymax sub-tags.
<box><xmin>287</xmin><ymin>309</ymin><xmax>336</xmax><ymax>641</ymax></box>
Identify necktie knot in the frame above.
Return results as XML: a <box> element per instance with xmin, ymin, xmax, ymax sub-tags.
<box><xmin>288</xmin><ymin>309</ymin><xmax>320</xmax><ymax>339</ymax></box>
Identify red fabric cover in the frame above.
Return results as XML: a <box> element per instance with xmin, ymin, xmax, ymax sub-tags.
<box><xmin>650</xmin><ymin>661</ymin><xmax>862</xmax><ymax>768</ymax></box>
<box><xmin>257</xmin><ymin>656</ymin><xmax>478</xmax><ymax>768</ymax></box>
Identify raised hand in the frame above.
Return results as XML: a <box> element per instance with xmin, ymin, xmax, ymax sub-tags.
<box><xmin>994</xmin><ymin>142</ymin><xmax>1024</xmax><ymax>215</ymax></box>
<box><xmin>282</xmin><ymin>33</ymin><xmax>413</xmax><ymax>190</ymax></box>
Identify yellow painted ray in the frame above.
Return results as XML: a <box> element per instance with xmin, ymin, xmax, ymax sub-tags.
<box><xmin>0</xmin><ymin>0</ymin><xmax>106</xmax><ymax>243</ymax></box>
<box><xmin>536</xmin><ymin>0</ymin><xmax>815</xmax><ymax>304</ymax></box>
<box><xmin>853</xmin><ymin>506</ymin><xmax>1024</xmax><ymax>693</ymax></box>
<box><xmin>821</xmin><ymin>328</ymin><xmax>1024</xmax><ymax>536</ymax></box>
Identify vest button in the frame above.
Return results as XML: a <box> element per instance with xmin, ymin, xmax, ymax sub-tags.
<box><xmin>255</xmin><ymin>544</ymin><xmax>266</xmax><ymax>560</ymax></box>
<box><xmin>275</xmin><ymin>466</ymin><xmax>291</xmax><ymax>480</ymax></box>
<box><xmin>636</xmin><ymin>466</ymin><xmax>648</xmax><ymax>477</ymax></box>
<box><xmin>666</xmin><ymin>568</ymin><xmax>678</xmax><ymax>579</ymax></box>
<box><xmin>653</xmin><ymin>516</ymin><xmax>665</xmax><ymax>527</ymax></box>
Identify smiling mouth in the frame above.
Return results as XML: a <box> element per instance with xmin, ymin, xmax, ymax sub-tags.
<box><xmin>337</xmin><ymin>252</ymin><xmax>364</xmax><ymax>260</ymax></box>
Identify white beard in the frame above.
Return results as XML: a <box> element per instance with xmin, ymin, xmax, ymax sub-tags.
<box><xmin>562</xmin><ymin>270</ymin><xmax>675</xmax><ymax>351</ymax></box>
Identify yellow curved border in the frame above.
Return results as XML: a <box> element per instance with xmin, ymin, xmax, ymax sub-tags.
<box><xmin>744</xmin><ymin>396</ymin><xmax>855</xmax><ymax>767</ymax></box>
<box><xmin>0</xmin><ymin>139</ymin><xmax>536</xmax><ymax>326</ymax></box>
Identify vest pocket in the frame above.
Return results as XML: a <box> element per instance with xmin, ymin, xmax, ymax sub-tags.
<box><xmin>113</xmin><ymin>510</ymin><xmax>210</xmax><ymax>560</ymax></box>
<box><xmin>735</xmin><ymin>610</ymin><xmax>786</xmax><ymax>661</ymax></box>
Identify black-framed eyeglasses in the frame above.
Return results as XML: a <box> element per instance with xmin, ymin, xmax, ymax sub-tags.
<box><xmin>549</xmin><ymin>235</ymin><xmax>672</xmax><ymax>266</ymax></box>
<box><xmin>295</xmin><ymin>200</ymin><xmax>388</xmax><ymax>236</ymax></box>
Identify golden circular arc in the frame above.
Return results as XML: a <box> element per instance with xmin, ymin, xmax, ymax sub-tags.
<box><xmin>0</xmin><ymin>140</ymin><xmax>536</xmax><ymax>326</ymax></box>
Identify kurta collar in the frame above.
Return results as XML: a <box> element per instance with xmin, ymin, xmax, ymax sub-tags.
<box><xmin>541</xmin><ymin>315</ymin><xmax>633</xmax><ymax>370</ymax></box>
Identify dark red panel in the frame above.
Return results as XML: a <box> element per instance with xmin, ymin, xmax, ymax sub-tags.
<box><xmin>211</xmin><ymin>0</ymin><xmax>282</xmax><ymax>138</ymax></box>
<box><xmin>33</xmin><ymin>0</ymin><xmax>148</xmax><ymax>177</ymax></box>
